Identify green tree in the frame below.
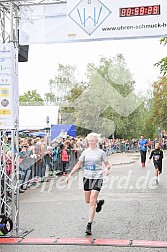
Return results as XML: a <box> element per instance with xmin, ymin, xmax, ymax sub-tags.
<box><xmin>60</xmin><ymin>84</ymin><xmax>89</xmax><ymax>135</ymax></box>
<box><xmin>154</xmin><ymin>38</ymin><xmax>167</xmax><ymax>75</ymax></box>
<box><xmin>152</xmin><ymin>76</ymin><xmax>167</xmax><ymax>130</ymax></box>
<box><xmin>142</xmin><ymin>89</ymin><xmax>156</xmax><ymax>139</ymax></box>
<box><xmin>89</xmin><ymin>55</ymin><xmax>145</xmax><ymax>138</ymax></box>
<box><xmin>61</xmin><ymin>54</ymin><xmax>147</xmax><ymax>138</ymax></box>
<box><xmin>19</xmin><ymin>90</ymin><xmax>44</xmax><ymax>106</ymax></box>
<box><xmin>44</xmin><ymin>92</ymin><xmax>57</xmax><ymax>105</ymax></box>
<box><xmin>44</xmin><ymin>63</ymin><xmax>80</xmax><ymax>105</ymax></box>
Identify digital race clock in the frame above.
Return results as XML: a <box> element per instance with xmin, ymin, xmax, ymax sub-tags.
<box><xmin>119</xmin><ymin>5</ymin><xmax>160</xmax><ymax>17</ymax></box>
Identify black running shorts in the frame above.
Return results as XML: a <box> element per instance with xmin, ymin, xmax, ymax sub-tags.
<box><xmin>83</xmin><ymin>177</ymin><xmax>103</xmax><ymax>192</ymax></box>
<box><xmin>154</xmin><ymin>162</ymin><xmax>162</xmax><ymax>174</ymax></box>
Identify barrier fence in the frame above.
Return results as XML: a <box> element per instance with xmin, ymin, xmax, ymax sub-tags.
<box><xmin>6</xmin><ymin>142</ymin><xmax>158</xmax><ymax>192</ymax></box>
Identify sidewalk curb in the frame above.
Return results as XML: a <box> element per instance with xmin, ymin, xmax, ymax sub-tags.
<box><xmin>109</xmin><ymin>153</ymin><xmax>140</xmax><ymax>166</ymax></box>
<box><xmin>112</xmin><ymin>161</ymin><xmax>136</xmax><ymax>166</ymax></box>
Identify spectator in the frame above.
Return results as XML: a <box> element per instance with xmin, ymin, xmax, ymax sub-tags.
<box><xmin>61</xmin><ymin>145</ymin><xmax>69</xmax><ymax>176</ymax></box>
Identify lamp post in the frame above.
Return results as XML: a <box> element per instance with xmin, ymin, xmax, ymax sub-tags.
<box><xmin>45</xmin><ymin>116</ymin><xmax>50</xmax><ymax>145</ymax></box>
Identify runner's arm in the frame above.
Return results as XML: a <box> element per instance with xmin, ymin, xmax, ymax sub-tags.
<box><xmin>69</xmin><ymin>160</ymin><xmax>83</xmax><ymax>176</ymax></box>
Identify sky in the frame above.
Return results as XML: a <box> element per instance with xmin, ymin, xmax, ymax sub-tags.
<box><xmin>18</xmin><ymin>37</ymin><xmax>166</xmax><ymax>98</ymax></box>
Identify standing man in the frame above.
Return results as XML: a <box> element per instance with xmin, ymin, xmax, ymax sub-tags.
<box><xmin>138</xmin><ymin>135</ymin><xmax>148</xmax><ymax>167</ymax></box>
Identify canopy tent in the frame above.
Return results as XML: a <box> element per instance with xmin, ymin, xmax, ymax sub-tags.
<box><xmin>28</xmin><ymin>131</ymin><xmax>46</xmax><ymax>137</ymax></box>
<box><xmin>51</xmin><ymin>124</ymin><xmax>76</xmax><ymax>141</ymax></box>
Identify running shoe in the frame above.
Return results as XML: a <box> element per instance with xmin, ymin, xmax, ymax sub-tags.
<box><xmin>96</xmin><ymin>199</ymin><xmax>105</xmax><ymax>213</ymax></box>
<box><xmin>85</xmin><ymin>223</ymin><xmax>92</xmax><ymax>235</ymax></box>
<box><xmin>155</xmin><ymin>180</ymin><xmax>159</xmax><ymax>185</ymax></box>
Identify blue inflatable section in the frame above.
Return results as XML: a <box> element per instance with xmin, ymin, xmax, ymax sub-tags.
<box><xmin>51</xmin><ymin>124</ymin><xmax>76</xmax><ymax>141</ymax></box>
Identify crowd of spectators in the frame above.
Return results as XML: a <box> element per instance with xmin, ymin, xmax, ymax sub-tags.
<box><xmin>2</xmin><ymin>133</ymin><xmax>167</xmax><ymax>194</ymax></box>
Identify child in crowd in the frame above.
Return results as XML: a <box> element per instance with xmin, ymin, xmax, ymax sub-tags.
<box><xmin>61</xmin><ymin>145</ymin><xmax>69</xmax><ymax>176</ymax></box>
<box><xmin>148</xmin><ymin>142</ymin><xmax>164</xmax><ymax>185</ymax></box>
<box><xmin>52</xmin><ymin>146</ymin><xmax>59</xmax><ymax>176</ymax></box>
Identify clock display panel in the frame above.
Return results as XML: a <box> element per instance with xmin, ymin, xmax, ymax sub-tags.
<box><xmin>120</xmin><ymin>5</ymin><xmax>160</xmax><ymax>17</ymax></box>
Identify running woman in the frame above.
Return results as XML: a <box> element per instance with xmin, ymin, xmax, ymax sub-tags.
<box><xmin>66</xmin><ymin>132</ymin><xmax>111</xmax><ymax>235</ymax></box>
<box><xmin>148</xmin><ymin>142</ymin><xmax>164</xmax><ymax>185</ymax></box>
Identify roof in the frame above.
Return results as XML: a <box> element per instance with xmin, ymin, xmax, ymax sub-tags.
<box><xmin>19</xmin><ymin>106</ymin><xmax>59</xmax><ymax>130</ymax></box>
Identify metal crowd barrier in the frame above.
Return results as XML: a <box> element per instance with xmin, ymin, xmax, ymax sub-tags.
<box><xmin>17</xmin><ymin>149</ymin><xmax>81</xmax><ymax>189</ymax></box>
<box><xmin>106</xmin><ymin>143</ymin><xmax>140</xmax><ymax>155</ymax></box>
<box><xmin>16</xmin><ymin>143</ymin><xmax>149</xmax><ymax>189</ymax></box>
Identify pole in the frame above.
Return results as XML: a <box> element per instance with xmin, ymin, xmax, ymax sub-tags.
<box><xmin>0</xmin><ymin>1</ymin><xmax>20</xmax><ymax>237</ymax></box>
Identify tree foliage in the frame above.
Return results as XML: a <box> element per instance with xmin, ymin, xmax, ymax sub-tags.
<box><xmin>44</xmin><ymin>63</ymin><xmax>79</xmax><ymax>105</ymax></box>
<box><xmin>61</xmin><ymin>54</ymin><xmax>148</xmax><ymax>138</ymax></box>
<box><xmin>142</xmin><ymin>90</ymin><xmax>156</xmax><ymax>138</ymax></box>
<box><xmin>19</xmin><ymin>90</ymin><xmax>44</xmax><ymax>106</ymax></box>
<box><xmin>19</xmin><ymin>56</ymin><xmax>159</xmax><ymax>139</ymax></box>
<box><xmin>60</xmin><ymin>83</ymin><xmax>86</xmax><ymax>127</ymax></box>
<box><xmin>152</xmin><ymin>76</ymin><xmax>167</xmax><ymax>130</ymax></box>
<box><xmin>154</xmin><ymin>38</ymin><xmax>167</xmax><ymax>76</ymax></box>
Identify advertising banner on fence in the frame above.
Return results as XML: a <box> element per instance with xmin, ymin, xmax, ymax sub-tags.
<box><xmin>0</xmin><ymin>43</ymin><xmax>19</xmax><ymax>129</ymax></box>
<box><xmin>19</xmin><ymin>0</ymin><xmax>167</xmax><ymax>45</ymax></box>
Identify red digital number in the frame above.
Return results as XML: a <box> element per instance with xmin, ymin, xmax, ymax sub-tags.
<box><xmin>127</xmin><ymin>8</ymin><xmax>131</xmax><ymax>16</ymax></box>
<box><xmin>134</xmin><ymin>7</ymin><xmax>139</xmax><ymax>15</ymax></box>
<box><xmin>140</xmin><ymin>6</ymin><xmax>145</xmax><ymax>15</ymax></box>
<box><xmin>153</xmin><ymin>5</ymin><xmax>159</xmax><ymax>15</ymax></box>
<box><xmin>147</xmin><ymin>6</ymin><xmax>153</xmax><ymax>15</ymax></box>
<box><xmin>121</xmin><ymin>8</ymin><xmax>126</xmax><ymax>16</ymax></box>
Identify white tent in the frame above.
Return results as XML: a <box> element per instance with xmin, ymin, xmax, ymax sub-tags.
<box><xmin>19</xmin><ymin>106</ymin><xmax>59</xmax><ymax>130</ymax></box>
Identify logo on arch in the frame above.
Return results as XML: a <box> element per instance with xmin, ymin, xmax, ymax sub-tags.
<box><xmin>68</xmin><ymin>0</ymin><xmax>112</xmax><ymax>36</ymax></box>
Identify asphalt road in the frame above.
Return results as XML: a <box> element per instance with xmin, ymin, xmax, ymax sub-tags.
<box><xmin>1</xmin><ymin>151</ymin><xmax>167</xmax><ymax>252</ymax></box>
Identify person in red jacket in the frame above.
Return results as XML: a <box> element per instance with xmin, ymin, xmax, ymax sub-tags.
<box><xmin>61</xmin><ymin>145</ymin><xmax>69</xmax><ymax>176</ymax></box>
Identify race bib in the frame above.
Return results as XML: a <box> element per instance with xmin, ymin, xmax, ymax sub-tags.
<box><xmin>85</xmin><ymin>163</ymin><xmax>96</xmax><ymax>171</ymax></box>
<box><xmin>154</xmin><ymin>155</ymin><xmax>160</xmax><ymax>160</ymax></box>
